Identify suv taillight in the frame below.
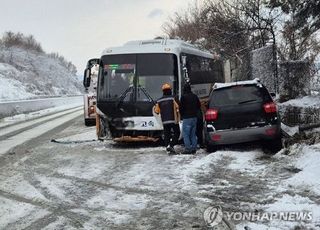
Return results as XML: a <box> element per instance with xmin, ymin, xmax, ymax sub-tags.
<box><xmin>205</xmin><ymin>109</ymin><xmax>218</xmax><ymax>121</ymax></box>
<box><xmin>263</xmin><ymin>102</ymin><xmax>277</xmax><ymax>113</ymax></box>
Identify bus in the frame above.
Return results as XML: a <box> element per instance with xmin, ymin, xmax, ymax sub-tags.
<box><xmin>83</xmin><ymin>58</ymin><xmax>99</xmax><ymax>126</ymax></box>
<box><xmin>86</xmin><ymin>39</ymin><xmax>224</xmax><ymax>142</ymax></box>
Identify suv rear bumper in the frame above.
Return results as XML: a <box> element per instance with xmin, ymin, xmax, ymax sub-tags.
<box><xmin>205</xmin><ymin>124</ymin><xmax>281</xmax><ymax>146</ymax></box>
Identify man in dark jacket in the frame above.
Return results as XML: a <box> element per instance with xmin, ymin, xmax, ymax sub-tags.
<box><xmin>180</xmin><ymin>83</ymin><xmax>201</xmax><ymax>154</ymax></box>
<box><xmin>196</xmin><ymin>109</ymin><xmax>204</xmax><ymax>148</ymax></box>
<box><xmin>154</xmin><ymin>83</ymin><xmax>180</xmax><ymax>154</ymax></box>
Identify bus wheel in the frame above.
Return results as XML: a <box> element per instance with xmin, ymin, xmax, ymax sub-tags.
<box><xmin>85</xmin><ymin>118</ymin><xmax>95</xmax><ymax>126</ymax></box>
<box><xmin>96</xmin><ymin>115</ymin><xmax>110</xmax><ymax>141</ymax></box>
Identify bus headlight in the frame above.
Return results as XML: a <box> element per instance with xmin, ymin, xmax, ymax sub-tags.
<box><xmin>124</xmin><ymin>120</ymin><xmax>134</xmax><ymax>128</ymax></box>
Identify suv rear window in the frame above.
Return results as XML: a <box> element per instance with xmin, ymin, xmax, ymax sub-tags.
<box><xmin>209</xmin><ymin>85</ymin><xmax>271</xmax><ymax>107</ymax></box>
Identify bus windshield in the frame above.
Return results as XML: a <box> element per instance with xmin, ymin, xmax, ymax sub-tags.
<box><xmin>99</xmin><ymin>53</ymin><xmax>178</xmax><ymax>101</ymax></box>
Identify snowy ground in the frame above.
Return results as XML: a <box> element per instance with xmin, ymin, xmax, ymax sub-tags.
<box><xmin>0</xmin><ymin>107</ymin><xmax>82</xmax><ymax>155</ymax></box>
<box><xmin>0</xmin><ymin>95</ymin><xmax>83</xmax><ymax>119</ymax></box>
<box><xmin>0</xmin><ymin>102</ymin><xmax>82</xmax><ymax>128</ymax></box>
<box><xmin>0</xmin><ymin>116</ymin><xmax>319</xmax><ymax>229</ymax></box>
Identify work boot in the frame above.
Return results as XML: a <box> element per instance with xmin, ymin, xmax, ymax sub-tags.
<box><xmin>182</xmin><ymin>149</ymin><xmax>192</xmax><ymax>154</ymax></box>
<box><xmin>166</xmin><ymin>146</ymin><xmax>176</xmax><ymax>155</ymax></box>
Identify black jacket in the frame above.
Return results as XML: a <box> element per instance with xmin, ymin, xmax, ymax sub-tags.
<box><xmin>180</xmin><ymin>92</ymin><xmax>201</xmax><ymax>119</ymax></box>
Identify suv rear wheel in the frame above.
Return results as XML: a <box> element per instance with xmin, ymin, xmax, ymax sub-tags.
<box><xmin>206</xmin><ymin>144</ymin><xmax>217</xmax><ymax>153</ymax></box>
<box><xmin>262</xmin><ymin>137</ymin><xmax>282</xmax><ymax>155</ymax></box>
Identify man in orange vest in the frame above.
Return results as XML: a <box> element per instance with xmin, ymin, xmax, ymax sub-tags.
<box><xmin>154</xmin><ymin>83</ymin><xmax>180</xmax><ymax>154</ymax></box>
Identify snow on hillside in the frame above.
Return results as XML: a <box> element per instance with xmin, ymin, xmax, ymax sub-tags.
<box><xmin>0</xmin><ymin>46</ymin><xmax>83</xmax><ymax>101</ymax></box>
<box><xmin>0</xmin><ymin>74</ymin><xmax>35</xmax><ymax>100</ymax></box>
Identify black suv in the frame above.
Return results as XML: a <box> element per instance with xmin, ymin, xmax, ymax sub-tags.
<box><xmin>204</xmin><ymin>79</ymin><xmax>282</xmax><ymax>154</ymax></box>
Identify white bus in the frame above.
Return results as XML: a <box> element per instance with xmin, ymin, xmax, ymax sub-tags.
<box><xmin>88</xmin><ymin>39</ymin><xmax>224</xmax><ymax>142</ymax></box>
<box><xmin>83</xmin><ymin>58</ymin><xmax>99</xmax><ymax>126</ymax></box>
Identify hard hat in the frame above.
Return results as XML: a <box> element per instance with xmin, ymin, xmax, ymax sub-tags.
<box><xmin>162</xmin><ymin>83</ymin><xmax>172</xmax><ymax>91</ymax></box>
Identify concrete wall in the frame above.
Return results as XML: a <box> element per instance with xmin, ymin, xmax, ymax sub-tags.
<box><xmin>250</xmin><ymin>45</ymin><xmax>277</xmax><ymax>93</ymax></box>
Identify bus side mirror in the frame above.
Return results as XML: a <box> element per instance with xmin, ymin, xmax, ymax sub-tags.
<box><xmin>181</xmin><ymin>55</ymin><xmax>189</xmax><ymax>82</ymax></box>
<box><xmin>83</xmin><ymin>68</ymin><xmax>91</xmax><ymax>88</ymax></box>
<box><xmin>182</xmin><ymin>55</ymin><xmax>187</xmax><ymax>67</ymax></box>
<box><xmin>270</xmin><ymin>92</ymin><xmax>276</xmax><ymax>98</ymax></box>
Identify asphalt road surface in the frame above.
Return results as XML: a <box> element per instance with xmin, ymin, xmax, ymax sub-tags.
<box><xmin>0</xmin><ymin>114</ymin><xmax>319</xmax><ymax>229</ymax></box>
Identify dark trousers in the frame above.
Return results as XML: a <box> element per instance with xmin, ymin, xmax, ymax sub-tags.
<box><xmin>182</xmin><ymin>117</ymin><xmax>197</xmax><ymax>150</ymax></box>
<box><xmin>163</xmin><ymin>123</ymin><xmax>180</xmax><ymax>147</ymax></box>
<box><xmin>196</xmin><ymin>117</ymin><xmax>204</xmax><ymax>145</ymax></box>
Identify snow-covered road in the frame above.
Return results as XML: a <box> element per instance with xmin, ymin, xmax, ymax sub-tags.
<box><xmin>0</xmin><ymin>107</ymin><xmax>82</xmax><ymax>155</ymax></box>
<box><xmin>0</xmin><ymin>96</ymin><xmax>83</xmax><ymax>119</ymax></box>
<box><xmin>0</xmin><ymin>116</ymin><xmax>319</xmax><ymax>229</ymax></box>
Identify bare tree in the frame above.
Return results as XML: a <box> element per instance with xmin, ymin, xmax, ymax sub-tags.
<box><xmin>0</xmin><ymin>31</ymin><xmax>77</xmax><ymax>74</ymax></box>
<box><xmin>47</xmin><ymin>52</ymin><xmax>77</xmax><ymax>74</ymax></box>
<box><xmin>162</xmin><ymin>0</ymin><xmax>320</xmax><ymax>85</ymax></box>
<box><xmin>267</xmin><ymin>0</ymin><xmax>320</xmax><ymax>62</ymax></box>
<box><xmin>163</xmin><ymin>1</ymin><xmax>250</xmax><ymax>56</ymax></box>
<box><xmin>162</xmin><ymin>3</ymin><xmax>203</xmax><ymax>43</ymax></box>
<box><xmin>1</xmin><ymin>31</ymin><xmax>44</xmax><ymax>53</ymax></box>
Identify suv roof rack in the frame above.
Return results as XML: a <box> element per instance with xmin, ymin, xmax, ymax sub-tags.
<box><xmin>213</xmin><ymin>78</ymin><xmax>261</xmax><ymax>90</ymax></box>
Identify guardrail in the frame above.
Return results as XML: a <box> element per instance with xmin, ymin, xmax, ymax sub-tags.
<box><xmin>0</xmin><ymin>95</ymin><xmax>83</xmax><ymax>119</ymax></box>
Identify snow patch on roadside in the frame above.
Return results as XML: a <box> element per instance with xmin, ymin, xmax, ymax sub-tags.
<box><xmin>266</xmin><ymin>194</ymin><xmax>319</xmax><ymax>229</ymax></box>
<box><xmin>267</xmin><ymin>194</ymin><xmax>318</xmax><ymax>213</ymax></box>
<box><xmin>0</xmin><ymin>77</ymin><xmax>35</xmax><ymax>100</ymax></box>
<box><xmin>283</xmin><ymin>145</ymin><xmax>320</xmax><ymax>195</ymax></box>
<box><xmin>236</xmin><ymin>194</ymin><xmax>320</xmax><ymax>230</ymax></box>
<box><xmin>237</xmin><ymin>143</ymin><xmax>320</xmax><ymax>229</ymax></box>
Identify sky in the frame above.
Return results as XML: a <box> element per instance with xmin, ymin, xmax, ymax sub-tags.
<box><xmin>0</xmin><ymin>0</ymin><xmax>196</xmax><ymax>74</ymax></box>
